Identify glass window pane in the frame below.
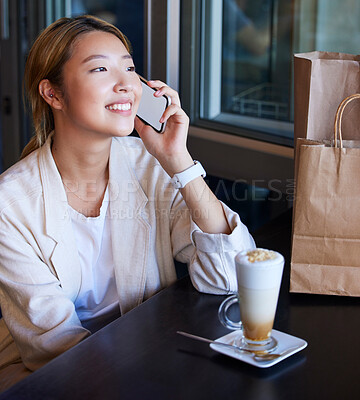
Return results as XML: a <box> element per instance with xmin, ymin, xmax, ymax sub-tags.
<box><xmin>196</xmin><ymin>0</ymin><xmax>360</xmax><ymax>145</ymax></box>
<box><xmin>222</xmin><ymin>0</ymin><xmax>276</xmax><ymax>117</ymax></box>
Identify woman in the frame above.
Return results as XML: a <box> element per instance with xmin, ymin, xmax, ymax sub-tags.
<box><xmin>0</xmin><ymin>15</ymin><xmax>254</xmax><ymax>388</ymax></box>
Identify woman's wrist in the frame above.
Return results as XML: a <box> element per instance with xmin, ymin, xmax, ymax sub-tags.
<box><xmin>160</xmin><ymin>152</ymin><xmax>194</xmax><ymax>178</ymax></box>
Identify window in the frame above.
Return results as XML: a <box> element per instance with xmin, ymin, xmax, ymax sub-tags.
<box><xmin>181</xmin><ymin>0</ymin><xmax>360</xmax><ymax>147</ymax></box>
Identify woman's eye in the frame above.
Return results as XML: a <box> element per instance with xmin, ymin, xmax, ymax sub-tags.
<box><xmin>127</xmin><ymin>66</ymin><xmax>136</xmax><ymax>72</ymax></box>
<box><xmin>92</xmin><ymin>67</ymin><xmax>107</xmax><ymax>72</ymax></box>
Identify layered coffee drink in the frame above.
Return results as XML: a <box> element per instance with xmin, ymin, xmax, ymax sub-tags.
<box><xmin>218</xmin><ymin>248</ymin><xmax>284</xmax><ymax>352</ymax></box>
<box><xmin>237</xmin><ymin>249</ymin><xmax>283</xmax><ymax>343</ymax></box>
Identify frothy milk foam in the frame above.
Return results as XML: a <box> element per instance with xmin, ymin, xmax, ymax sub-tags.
<box><xmin>236</xmin><ymin>249</ymin><xmax>284</xmax><ymax>342</ymax></box>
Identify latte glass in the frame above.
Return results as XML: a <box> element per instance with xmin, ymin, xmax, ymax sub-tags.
<box><xmin>218</xmin><ymin>249</ymin><xmax>284</xmax><ymax>352</ymax></box>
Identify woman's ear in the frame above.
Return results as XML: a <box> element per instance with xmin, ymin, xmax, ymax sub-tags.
<box><xmin>39</xmin><ymin>79</ymin><xmax>63</xmax><ymax>110</ymax></box>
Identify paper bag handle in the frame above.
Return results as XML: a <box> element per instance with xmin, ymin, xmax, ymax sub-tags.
<box><xmin>334</xmin><ymin>94</ymin><xmax>360</xmax><ymax>148</ymax></box>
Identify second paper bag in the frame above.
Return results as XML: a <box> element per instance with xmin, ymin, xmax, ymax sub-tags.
<box><xmin>291</xmin><ymin>95</ymin><xmax>360</xmax><ymax>296</ymax></box>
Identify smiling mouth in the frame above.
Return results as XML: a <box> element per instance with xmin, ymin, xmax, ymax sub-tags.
<box><xmin>106</xmin><ymin>103</ymin><xmax>131</xmax><ymax>111</ymax></box>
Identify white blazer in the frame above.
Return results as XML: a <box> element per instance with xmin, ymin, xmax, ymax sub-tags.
<box><xmin>0</xmin><ymin>135</ymin><xmax>255</xmax><ymax>371</ymax></box>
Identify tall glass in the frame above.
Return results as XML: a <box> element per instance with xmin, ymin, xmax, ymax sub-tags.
<box><xmin>218</xmin><ymin>249</ymin><xmax>284</xmax><ymax>352</ymax></box>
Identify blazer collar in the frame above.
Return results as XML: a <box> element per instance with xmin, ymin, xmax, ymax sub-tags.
<box><xmin>108</xmin><ymin>138</ymin><xmax>150</xmax><ymax>315</ymax></box>
<box><xmin>39</xmin><ymin>135</ymin><xmax>149</xmax><ymax>236</ymax></box>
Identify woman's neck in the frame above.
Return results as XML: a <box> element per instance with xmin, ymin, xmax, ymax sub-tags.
<box><xmin>51</xmin><ymin>132</ymin><xmax>111</xmax><ymax>217</ymax></box>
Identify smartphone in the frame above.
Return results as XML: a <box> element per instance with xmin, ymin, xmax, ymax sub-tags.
<box><xmin>136</xmin><ymin>75</ymin><xmax>170</xmax><ymax>133</ymax></box>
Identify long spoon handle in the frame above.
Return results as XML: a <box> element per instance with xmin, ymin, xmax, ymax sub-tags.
<box><xmin>176</xmin><ymin>331</ymin><xmax>252</xmax><ymax>353</ymax></box>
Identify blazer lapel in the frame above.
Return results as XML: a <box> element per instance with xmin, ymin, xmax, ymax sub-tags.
<box><xmin>108</xmin><ymin>139</ymin><xmax>150</xmax><ymax>315</ymax></box>
<box><xmin>39</xmin><ymin>137</ymin><xmax>82</xmax><ymax>300</ymax></box>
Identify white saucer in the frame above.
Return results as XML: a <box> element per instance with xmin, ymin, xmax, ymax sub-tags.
<box><xmin>210</xmin><ymin>329</ymin><xmax>307</xmax><ymax>368</ymax></box>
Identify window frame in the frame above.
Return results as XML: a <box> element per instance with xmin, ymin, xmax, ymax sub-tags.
<box><xmin>181</xmin><ymin>0</ymin><xmax>295</xmax><ymax>148</ymax></box>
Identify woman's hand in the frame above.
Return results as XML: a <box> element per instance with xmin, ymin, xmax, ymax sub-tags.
<box><xmin>135</xmin><ymin>80</ymin><xmax>231</xmax><ymax>235</ymax></box>
<box><xmin>134</xmin><ymin>80</ymin><xmax>194</xmax><ymax>177</ymax></box>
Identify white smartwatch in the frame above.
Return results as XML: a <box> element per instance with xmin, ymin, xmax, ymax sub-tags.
<box><xmin>170</xmin><ymin>161</ymin><xmax>206</xmax><ymax>189</ymax></box>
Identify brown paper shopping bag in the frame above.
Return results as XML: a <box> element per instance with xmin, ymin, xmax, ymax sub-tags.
<box><xmin>290</xmin><ymin>94</ymin><xmax>360</xmax><ymax>296</ymax></box>
<box><xmin>294</xmin><ymin>52</ymin><xmax>360</xmax><ymax>144</ymax></box>
<box><xmin>293</xmin><ymin>52</ymin><xmax>360</xmax><ymax>234</ymax></box>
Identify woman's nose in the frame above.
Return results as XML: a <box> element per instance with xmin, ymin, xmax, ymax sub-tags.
<box><xmin>113</xmin><ymin>80</ymin><xmax>132</xmax><ymax>93</ymax></box>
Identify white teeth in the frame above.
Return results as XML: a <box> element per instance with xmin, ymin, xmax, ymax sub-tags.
<box><xmin>106</xmin><ymin>103</ymin><xmax>131</xmax><ymax>111</ymax></box>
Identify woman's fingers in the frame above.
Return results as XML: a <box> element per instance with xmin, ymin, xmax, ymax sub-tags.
<box><xmin>160</xmin><ymin>104</ymin><xmax>188</xmax><ymax>125</ymax></box>
<box><xmin>147</xmin><ymin>80</ymin><xmax>180</xmax><ymax>107</ymax></box>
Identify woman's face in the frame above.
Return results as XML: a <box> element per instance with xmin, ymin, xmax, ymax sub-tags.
<box><xmin>58</xmin><ymin>30</ymin><xmax>142</xmax><ymax>139</ymax></box>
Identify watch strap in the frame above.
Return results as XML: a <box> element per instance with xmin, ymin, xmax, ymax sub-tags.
<box><xmin>170</xmin><ymin>161</ymin><xmax>206</xmax><ymax>189</ymax></box>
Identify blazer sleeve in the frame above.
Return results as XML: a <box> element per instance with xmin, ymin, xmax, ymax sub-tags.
<box><xmin>0</xmin><ymin>230</ymin><xmax>89</xmax><ymax>371</ymax></box>
<box><xmin>170</xmin><ymin>192</ymin><xmax>256</xmax><ymax>294</ymax></box>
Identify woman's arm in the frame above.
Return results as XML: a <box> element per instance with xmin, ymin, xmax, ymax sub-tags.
<box><xmin>178</xmin><ymin>175</ymin><xmax>231</xmax><ymax>234</ymax></box>
<box><xmin>134</xmin><ymin>80</ymin><xmax>231</xmax><ymax>235</ymax></box>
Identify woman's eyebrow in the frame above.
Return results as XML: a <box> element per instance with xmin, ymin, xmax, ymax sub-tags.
<box><xmin>82</xmin><ymin>54</ymin><xmax>133</xmax><ymax>63</ymax></box>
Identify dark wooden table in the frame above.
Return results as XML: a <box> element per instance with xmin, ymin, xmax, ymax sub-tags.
<box><xmin>1</xmin><ymin>209</ymin><xmax>360</xmax><ymax>399</ymax></box>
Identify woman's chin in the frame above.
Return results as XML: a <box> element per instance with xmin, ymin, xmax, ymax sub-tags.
<box><xmin>111</xmin><ymin>127</ymin><xmax>135</xmax><ymax>138</ymax></box>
